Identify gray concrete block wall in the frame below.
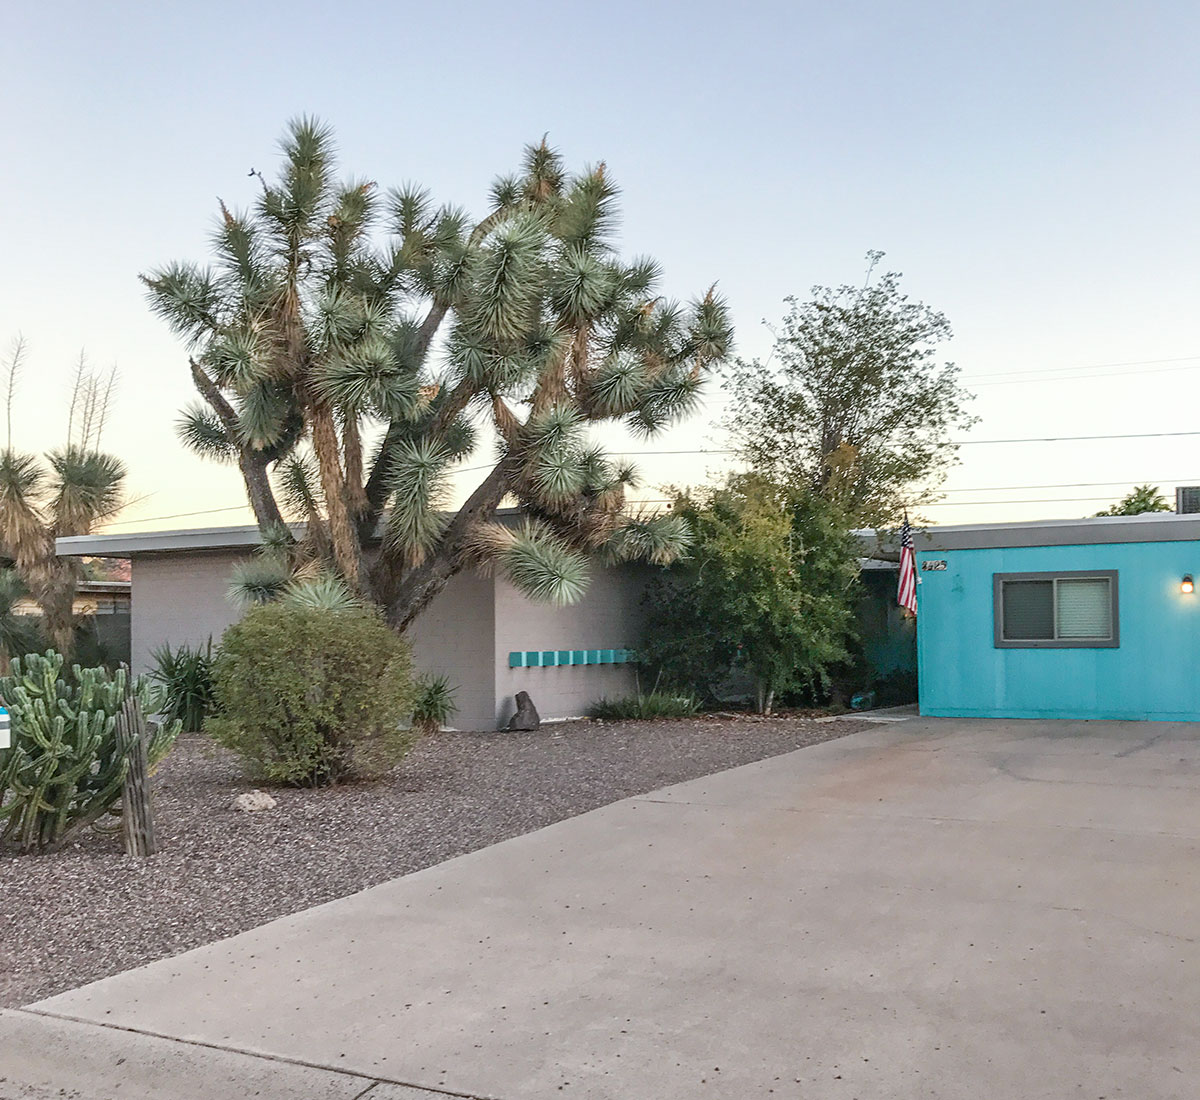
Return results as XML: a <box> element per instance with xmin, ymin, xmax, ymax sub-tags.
<box><xmin>130</xmin><ymin>551</ymin><xmax>249</xmax><ymax>672</ymax></box>
<box><xmin>405</xmin><ymin>571</ymin><xmax>497</xmax><ymax>731</ymax></box>
<box><xmin>492</xmin><ymin>565</ymin><xmax>649</xmax><ymax>727</ymax></box>
<box><xmin>128</xmin><ymin>548</ymin><xmax>652</xmax><ymax>732</ymax></box>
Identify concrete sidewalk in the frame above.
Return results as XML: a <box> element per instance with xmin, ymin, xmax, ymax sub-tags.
<box><xmin>4</xmin><ymin>717</ymin><xmax>1199</xmax><ymax>1099</ymax></box>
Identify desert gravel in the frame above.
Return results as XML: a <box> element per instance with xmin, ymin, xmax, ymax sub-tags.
<box><xmin>0</xmin><ymin>715</ymin><xmax>867</xmax><ymax>1008</ymax></box>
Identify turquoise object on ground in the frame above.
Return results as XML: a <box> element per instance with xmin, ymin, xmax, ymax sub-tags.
<box><xmin>572</xmin><ymin>650</ymin><xmax>588</xmax><ymax>665</ymax></box>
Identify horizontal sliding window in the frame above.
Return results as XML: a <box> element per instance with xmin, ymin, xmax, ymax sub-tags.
<box><xmin>994</xmin><ymin>571</ymin><xmax>1118</xmax><ymax>649</ymax></box>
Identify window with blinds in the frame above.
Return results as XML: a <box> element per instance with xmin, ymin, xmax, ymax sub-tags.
<box><xmin>994</xmin><ymin>571</ymin><xmax>1118</xmax><ymax>648</ymax></box>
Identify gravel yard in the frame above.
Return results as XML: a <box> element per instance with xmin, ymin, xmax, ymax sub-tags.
<box><xmin>0</xmin><ymin>715</ymin><xmax>866</xmax><ymax>1008</ymax></box>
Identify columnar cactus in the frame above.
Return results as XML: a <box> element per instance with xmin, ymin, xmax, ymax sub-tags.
<box><xmin>0</xmin><ymin>652</ymin><xmax>180</xmax><ymax>852</ymax></box>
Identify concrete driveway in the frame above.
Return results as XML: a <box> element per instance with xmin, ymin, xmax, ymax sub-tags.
<box><xmin>3</xmin><ymin>717</ymin><xmax>1198</xmax><ymax>1099</ymax></box>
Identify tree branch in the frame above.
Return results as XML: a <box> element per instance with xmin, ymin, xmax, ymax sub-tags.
<box><xmin>362</xmin><ymin>300</ymin><xmax>454</xmax><ymax>520</ymax></box>
<box><xmin>189</xmin><ymin>358</ymin><xmax>286</xmax><ymax>533</ymax></box>
<box><xmin>378</xmin><ymin>457</ymin><xmax>515</xmax><ymax>631</ymax></box>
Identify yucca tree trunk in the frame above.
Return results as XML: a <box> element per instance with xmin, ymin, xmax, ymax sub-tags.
<box><xmin>310</xmin><ymin>404</ymin><xmax>368</xmax><ymax>595</ymax></box>
<box><xmin>37</xmin><ymin>559</ymin><xmax>80</xmax><ymax>654</ymax></box>
<box><xmin>342</xmin><ymin>414</ymin><xmax>368</xmax><ymax>520</ymax></box>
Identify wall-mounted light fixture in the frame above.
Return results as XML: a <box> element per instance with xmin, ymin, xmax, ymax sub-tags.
<box><xmin>1182</xmin><ymin>574</ymin><xmax>1195</xmax><ymax>594</ymax></box>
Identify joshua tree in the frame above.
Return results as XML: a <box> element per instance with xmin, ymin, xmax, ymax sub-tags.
<box><xmin>145</xmin><ymin>119</ymin><xmax>732</xmax><ymax>630</ymax></box>
<box><xmin>0</xmin><ymin>343</ymin><xmax>126</xmax><ymax>654</ymax></box>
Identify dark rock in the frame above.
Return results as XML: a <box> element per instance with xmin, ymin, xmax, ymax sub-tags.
<box><xmin>507</xmin><ymin>691</ymin><xmax>540</xmax><ymax>731</ymax></box>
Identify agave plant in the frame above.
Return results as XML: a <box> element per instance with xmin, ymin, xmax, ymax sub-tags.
<box><xmin>145</xmin><ymin>119</ymin><xmax>733</xmax><ymax>635</ymax></box>
<box><xmin>150</xmin><ymin>639</ymin><xmax>216</xmax><ymax>732</ymax></box>
<box><xmin>411</xmin><ymin>673</ymin><xmax>458</xmax><ymax>734</ymax></box>
<box><xmin>280</xmin><ymin>573</ymin><xmax>360</xmax><ymax>611</ymax></box>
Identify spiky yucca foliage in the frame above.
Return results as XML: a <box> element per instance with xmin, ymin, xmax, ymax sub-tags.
<box><xmin>0</xmin><ymin>569</ymin><xmax>40</xmax><ymax>673</ymax></box>
<box><xmin>146</xmin><ymin>119</ymin><xmax>733</xmax><ymax>630</ymax></box>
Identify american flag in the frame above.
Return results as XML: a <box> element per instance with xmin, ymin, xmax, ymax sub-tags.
<box><xmin>897</xmin><ymin>516</ymin><xmax>918</xmax><ymax>616</ymax></box>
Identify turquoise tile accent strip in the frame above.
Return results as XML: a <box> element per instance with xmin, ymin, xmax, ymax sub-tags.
<box><xmin>506</xmin><ymin>648</ymin><xmax>637</xmax><ymax>669</ymax></box>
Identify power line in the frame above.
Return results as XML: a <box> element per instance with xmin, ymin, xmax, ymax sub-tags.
<box><xmin>575</xmin><ymin>430</ymin><xmax>1200</xmax><ymax>453</ymax></box>
<box><xmin>961</xmin><ymin>354</ymin><xmax>1200</xmax><ymax>384</ymax></box>
<box><xmin>628</xmin><ymin>495</ymin><xmax>1135</xmax><ymax>508</ymax></box>
<box><xmin>938</xmin><ymin>478</ymin><xmax>1198</xmax><ymax>494</ymax></box>
<box><xmin>953</xmin><ymin>430</ymin><xmax>1200</xmax><ymax>446</ymax></box>
<box><xmin>99</xmin><ymin>504</ymin><xmax>253</xmax><ymax>528</ymax></box>
<box><xmin>969</xmin><ymin>360</ymin><xmax>1200</xmax><ymax>388</ymax></box>
<box><xmin>98</xmin><ymin>435</ymin><xmax>1200</xmax><ymax>531</ymax></box>
<box><xmin>922</xmin><ymin>496</ymin><xmax>1118</xmax><ymax>507</ymax></box>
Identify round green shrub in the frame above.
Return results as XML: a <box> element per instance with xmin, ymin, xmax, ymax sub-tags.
<box><xmin>209</xmin><ymin>603</ymin><xmax>416</xmax><ymax>786</ymax></box>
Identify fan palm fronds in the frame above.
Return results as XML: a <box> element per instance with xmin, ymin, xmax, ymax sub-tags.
<box><xmin>46</xmin><ymin>447</ymin><xmax>126</xmax><ymax>536</ymax></box>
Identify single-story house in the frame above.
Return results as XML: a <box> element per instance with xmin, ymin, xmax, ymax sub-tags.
<box><xmin>56</xmin><ymin>524</ymin><xmax>647</xmax><ymax>730</ymax></box>
<box><xmin>56</xmin><ymin>522</ymin><xmax>916</xmax><ymax>729</ymax></box>
<box><xmin>914</xmin><ymin>513</ymin><xmax>1200</xmax><ymax>721</ymax></box>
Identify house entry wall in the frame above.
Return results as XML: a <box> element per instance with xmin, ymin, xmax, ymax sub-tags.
<box><xmin>130</xmin><ymin>551</ymin><xmax>249</xmax><ymax>673</ymax></box>
<box><xmin>917</xmin><ymin>541</ymin><xmax>1200</xmax><ymax>721</ymax></box>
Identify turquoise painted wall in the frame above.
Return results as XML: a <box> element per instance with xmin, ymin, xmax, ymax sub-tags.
<box><xmin>917</xmin><ymin>541</ymin><xmax>1200</xmax><ymax>720</ymax></box>
<box><xmin>858</xmin><ymin>570</ymin><xmax>917</xmax><ymax>679</ymax></box>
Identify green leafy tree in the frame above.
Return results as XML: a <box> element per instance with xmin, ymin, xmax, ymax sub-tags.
<box><xmin>724</xmin><ymin>253</ymin><xmax>974</xmax><ymax>527</ymax></box>
<box><xmin>1094</xmin><ymin>484</ymin><xmax>1171</xmax><ymax>516</ymax></box>
<box><xmin>0</xmin><ymin>342</ymin><xmax>125</xmax><ymax>654</ymax></box>
<box><xmin>144</xmin><ymin>119</ymin><xmax>732</xmax><ymax>631</ymax></box>
<box><xmin>641</xmin><ymin>477</ymin><xmax>860</xmax><ymax>713</ymax></box>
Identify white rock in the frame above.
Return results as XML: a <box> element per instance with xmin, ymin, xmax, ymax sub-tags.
<box><xmin>232</xmin><ymin>790</ymin><xmax>277</xmax><ymax>813</ymax></box>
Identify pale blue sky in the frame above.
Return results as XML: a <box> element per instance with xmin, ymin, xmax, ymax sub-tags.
<box><xmin>3</xmin><ymin>1</ymin><xmax>1199</xmax><ymax>527</ymax></box>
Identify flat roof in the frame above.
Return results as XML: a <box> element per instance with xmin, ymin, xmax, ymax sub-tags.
<box><xmin>915</xmin><ymin>512</ymin><xmax>1200</xmax><ymax>551</ymax></box>
<box><xmin>61</xmin><ymin>511</ymin><xmax>1200</xmax><ymax>560</ymax></box>
<box><xmin>56</xmin><ymin>510</ymin><xmax>520</xmax><ymax>558</ymax></box>
<box><xmin>56</xmin><ymin>525</ymin><xmax>302</xmax><ymax>558</ymax></box>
